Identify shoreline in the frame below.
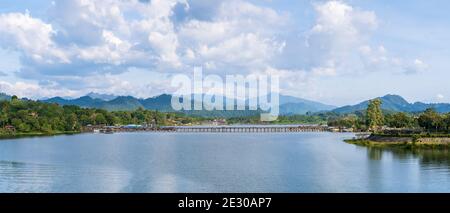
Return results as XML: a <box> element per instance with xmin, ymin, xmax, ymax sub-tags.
<box><xmin>345</xmin><ymin>135</ymin><xmax>450</xmax><ymax>149</ymax></box>
<box><xmin>0</xmin><ymin>131</ymin><xmax>81</xmax><ymax>140</ymax></box>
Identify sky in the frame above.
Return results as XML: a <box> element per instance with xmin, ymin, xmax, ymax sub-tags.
<box><xmin>0</xmin><ymin>0</ymin><xmax>449</xmax><ymax>106</ymax></box>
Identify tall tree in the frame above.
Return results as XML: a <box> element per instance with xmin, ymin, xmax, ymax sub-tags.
<box><xmin>366</xmin><ymin>98</ymin><xmax>384</xmax><ymax>132</ymax></box>
<box><xmin>418</xmin><ymin>108</ymin><xmax>444</xmax><ymax>132</ymax></box>
<box><xmin>445</xmin><ymin>113</ymin><xmax>450</xmax><ymax>132</ymax></box>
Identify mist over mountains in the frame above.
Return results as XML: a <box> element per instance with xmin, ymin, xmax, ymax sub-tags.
<box><xmin>39</xmin><ymin>93</ymin><xmax>335</xmax><ymax>117</ymax></box>
<box><xmin>2</xmin><ymin>92</ymin><xmax>450</xmax><ymax>116</ymax></box>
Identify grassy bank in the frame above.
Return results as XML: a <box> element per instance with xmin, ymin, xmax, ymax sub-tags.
<box><xmin>0</xmin><ymin>131</ymin><xmax>81</xmax><ymax>140</ymax></box>
<box><xmin>345</xmin><ymin>137</ymin><xmax>450</xmax><ymax>149</ymax></box>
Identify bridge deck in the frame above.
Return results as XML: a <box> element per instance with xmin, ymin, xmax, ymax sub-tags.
<box><xmin>163</xmin><ymin>126</ymin><xmax>330</xmax><ymax>133</ymax></box>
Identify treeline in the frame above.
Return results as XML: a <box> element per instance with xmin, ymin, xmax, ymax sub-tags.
<box><xmin>327</xmin><ymin>99</ymin><xmax>450</xmax><ymax>133</ymax></box>
<box><xmin>3</xmin><ymin>95</ymin><xmax>450</xmax><ymax>135</ymax></box>
<box><xmin>0</xmin><ymin>96</ymin><xmax>205</xmax><ymax>134</ymax></box>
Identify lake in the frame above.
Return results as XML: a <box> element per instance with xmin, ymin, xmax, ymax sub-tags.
<box><xmin>0</xmin><ymin>132</ymin><xmax>449</xmax><ymax>192</ymax></box>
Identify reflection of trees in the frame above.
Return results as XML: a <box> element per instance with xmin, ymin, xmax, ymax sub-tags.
<box><xmin>389</xmin><ymin>149</ymin><xmax>420</xmax><ymax>160</ymax></box>
<box><xmin>0</xmin><ymin>160</ymin><xmax>26</xmax><ymax>168</ymax></box>
<box><xmin>373</xmin><ymin>148</ymin><xmax>450</xmax><ymax>168</ymax></box>
<box><xmin>419</xmin><ymin>150</ymin><xmax>450</xmax><ymax>167</ymax></box>
<box><xmin>367</xmin><ymin>147</ymin><xmax>383</xmax><ymax>160</ymax></box>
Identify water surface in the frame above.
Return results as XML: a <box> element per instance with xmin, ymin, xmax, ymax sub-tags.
<box><xmin>0</xmin><ymin>132</ymin><xmax>449</xmax><ymax>192</ymax></box>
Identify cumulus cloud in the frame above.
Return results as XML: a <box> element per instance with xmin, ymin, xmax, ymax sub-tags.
<box><xmin>0</xmin><ymin>0</ymin><xmax>286</xmax><ymax>89</ymax></box>
<box><xmin>302</xmin><ymin>1</ymin><xmax>378</xmax><ymax>75</ymax></box>
<box><xmin>296</xmin><ymin>0</ymin><xmax>426</xmax><ymax>77</ymax></box>
<box><xmin>0</xmin><ymin>0</ymin><xmax>427</xmax><ymax>99</ymax></box>
<box><xmin>0</xmin><ymin>12</ymin><xmax>69</xmax><ymax>64</ymax></box>
<box><xmin>0</xmin><ymin>80</ymin><xmax>79</xmax><ymax>99</ymax></box>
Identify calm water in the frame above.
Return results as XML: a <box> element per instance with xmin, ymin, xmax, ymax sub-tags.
<box><xmin>0</xmin><ymin>132</ymin><xmax>449</xmax><ymax>192</ymax></box>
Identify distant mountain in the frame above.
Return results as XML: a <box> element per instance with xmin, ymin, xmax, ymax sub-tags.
<box><xmin>140</xmin><ymin>94</ymin><xmax>173</xmax><ymax>111</ymax></box>
<box><xmin>0</xmin><ymin>93</ymin><xmax>11</xmax><ymax>101</ymax></box>
<box><xmin>100</xmin><ymin>96</ymin><xmax>143</xmax><ymax>111</ymax></box>
<box><xmin>43</xmin><ymin>97</ymin><xmax>71</xmax><ymax>105</ymax></box>
<box><xmin>244</xmin><ymin>94</ymin><xmax>335</xmax><ymax>115</ymax></box>
<box><xmin>279</xmin><ymin>95</ymin><xmax>335</xmax><ymax>114</ymax></box>
<box><xmin>42</xmin><ymin>96</ymin><xmax>104</xmax><ymax>108</ymax></box>
<box><xmin>41</xmin><ymin>93</ymin><xmax>335</xmax><ymax>116</ymax></box>
<box><xmin>86</xmin><ymin>92</ymin><xmax>117</xmax><ymax>101</ymax></box>
<box><xmin>333</xmin><ymin>94</ymin><xmax>450</xmax><ymax>114</ymax></box>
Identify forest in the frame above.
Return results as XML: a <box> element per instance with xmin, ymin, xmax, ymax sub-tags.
<box><xmin>1</xmin><ymin>96</ymin><xmax>450</xmax><ymax>136</ymax></box>
<box><xmin>0</xmin><ymin>95</ymin><xmax>206</xmax><ymax>135</ymax></box>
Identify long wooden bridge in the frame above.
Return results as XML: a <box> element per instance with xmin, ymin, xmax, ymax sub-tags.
<box><xmin>161</xmin><ymin>125</ymin><xmax>330</xmax><ymax>133</ymax></box>
<box><xmin>92</xmin><ymin>125</ymin><xmax>340</xmax><ymax>134</ymax></box>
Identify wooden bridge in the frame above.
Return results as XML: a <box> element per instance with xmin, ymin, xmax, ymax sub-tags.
<box><xmin>162</xmin><ymin>125</ymin><xmax>330</xmax><ymax>133</ymax></box>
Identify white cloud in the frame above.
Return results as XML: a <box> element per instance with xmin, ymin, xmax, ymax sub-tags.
<box><xmin>0</xmin><ymin>80</ymin><xmax>78</xmax><ymax>99</ymax></box>
<box><xmin>304</xmin><ymin>1</ymin><xmax>379</xmax><ymax>75</ymax></box>
<box><xmin>300</xmin><ymin>1</ymin><xmax>427</xmax><ymax>77</ymax></box>
<box><xmin>0</xmin><ymin>12</ymin><xmax>69</xmax><ymax>64</ymax></box>
<box><xmin>148</xmin><ymin>31</ymin><xmax>181</xmax><ymax>67</ymax></box>
<box><xmin>311</xmin><ymin>0</ymin><xmax>377</xmax><ymax>36</ymax></box>
<box><xmin>411</xmin><ymin>59</ymin><xmax>428</xmax><ymax>72</ymax></box>
<box><xmin>0</xmin><ymin>0</ymin><xmax>285</xmax><ymax>75</ymax></box>
<box><xmin>0</xmin><ymin>0</ymin><xmax>429</xmax><ymax>99</ymax></box>
<box><xmin>176</xmin><ymin>0</ymin><xmax>287</xmax><ymax>73</ymax></box>
<box><xmin>194</xmin><ymin>33</ymin><xmax>283</xmax><ymax>70</ymax></box>
<box><xmin>77</xmin><ymin>30</ymin><xmax>133</xmax><ymax>65</ymax></box>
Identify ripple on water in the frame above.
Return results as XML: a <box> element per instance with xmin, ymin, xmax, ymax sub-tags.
<box><xmin>0</xmin><ymin>161</ymin><xmax>131</xmax><ymax>192</ymax></box>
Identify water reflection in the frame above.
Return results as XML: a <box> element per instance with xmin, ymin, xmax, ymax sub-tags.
<box><xmin>367</xmin><ymin>148</ymin><xmax>383</xmax><ymax>160</ymax></box>
<box><xmin>0</xmin><ymin>133</ymin><xmax>449</xmax><ymax>192</ymax></box>
<box><xmin>365</xmin><ymin>147</ymin><xmax>450</xmax><ymax>169</ymax></box>
<box><xmin>0</xmin><ymin>160</ymin><xmax>131</xmax><ymax>192</ymax></box>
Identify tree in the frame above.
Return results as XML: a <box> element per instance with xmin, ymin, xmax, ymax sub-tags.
<box><xmin>95</xmin><ymin>113</ymin><xmax>107</xmax><ymax>125</ymax></box>
<box><xmin>385</xmin><ymin>112</ymin><xmax>413</xmax><ymax>128</ymax></box>
<box><xmin>366</xmin><ymin>99</ymin><xmax>384</xmax><ymax>132</ymax></box>
<box><xmin>0</xmin><ymin>96</ymin><xmax>208</xmax><ymax>135</ymax></box>
<box><xmin>79</xmin><ymin>115</ymin><xmax>92</xmax><ymax>126</ymax></box>
<box><xmin>445</xmin><ymin>113</ymin><xmax>450</xmax><ymax>132</ymax></box>
<box><xmin>65</xmin><ymin>113</ymin><xmax>78</xmax><ymax>131</ymax></box>
<box><xmin>418</xmin><ymin>108</ymin><xmax>444</xmax><ymax>132</ymax></box>
<box><xmin>327</xmin><ymin>115</ymin><xmax>358</xmax><ymax>128</ymax></box>
<box><xmin>0</xmin><ymin>108</ymin><xmax>8</xmax><ymax>128</ymax></box>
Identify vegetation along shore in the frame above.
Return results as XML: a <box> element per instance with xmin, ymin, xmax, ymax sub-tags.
<box><xmin>1</xmin><ymin>93</ymin><xmax>450</xmax><ymax>148</ymax></box>
<box><xmin>344</xmin><ymin>99</ymin><xmax>450</xmax><ymax>149</ymax></box>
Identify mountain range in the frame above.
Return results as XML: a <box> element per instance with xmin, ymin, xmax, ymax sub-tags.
<box><xmin>2</xmin><ymin>91</ymin><xmax>450</xmax><ymax>116</ymax></box>
<box><xmin>0</xmin><ymin>93</ymin><xmax>11</xmax><ymax>101</ymax></box>
<box><xmin>36</xmin><ymin>93</ymin><xmax>450</xmax><ymax>115</ymax></box>
<box><xmin>333</xmin><ymin>94</ymin><xmax>450</xmax><ymax>114</ymax></box>
<box><xmin>40</xmin><ymin>93</ymin><xmax>336</xmax><ymax>116</ymax></box>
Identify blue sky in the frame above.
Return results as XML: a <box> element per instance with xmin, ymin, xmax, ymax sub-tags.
<box><xmin>0</xmin><ymin>0</ymin><xmax>449</xmax><ymax>106</ymax></box>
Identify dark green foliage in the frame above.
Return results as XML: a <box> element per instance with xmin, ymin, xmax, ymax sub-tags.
<box><xmin>0</xmin><ymin>97</ymin><xmax>207</xmax><ymax>135</ymax></box>
<box><xmin>42</xmin><ymin>94</ymin><xmax>337</xmax><ymax>116</ymax></box>
<box><xmin>418</xmin><ymin>108</ymin><xmax>446</xmax><ymax>132</ymax></box>
<box><xmin>328</xmin><ymin>114</ymin><xmax>365</xmax><ymax>129</ymax></box>
<box><xmin>327</xmin><ymin>106</ymin><xmax>450</xmax><ymax>133</ymax></box>
<box><xmin>384</xmin><ymin>112</ymin><xmax>415</xmax><ymax>128</ymax></box>
<box><xmin>333</xmin><ymin>94</ymin><xmax>450</xmax><ymax>114</ymax></box>
<box><xmin>366</xmin><ymin>99</ymin><xmax>384</xmax><ymax>131</ymax></box>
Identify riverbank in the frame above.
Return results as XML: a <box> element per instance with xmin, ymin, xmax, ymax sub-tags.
<box><xmin>345</xmin><ymin>134</ymin><xmax>450</xmax><ymax>149</ymax></box>
<box><xmin>0</xmin><ymin>131</ymin><xmax>81</xmax><ymax>139</ymax></box>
